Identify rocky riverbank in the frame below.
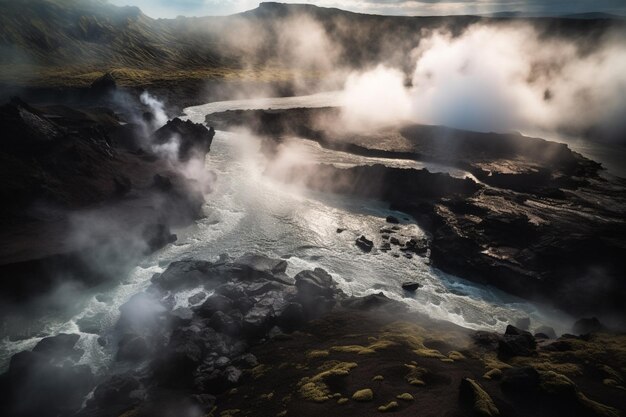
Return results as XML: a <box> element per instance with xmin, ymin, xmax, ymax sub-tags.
<box><xmin>0</xmin><ymin>253</ymin><xmax>623</xmax><ymax>417</ymax></box>
<box><xmin>0</xmin><ymin>95</ymin><xmax>215</xmax><ymax>300</ymax></box>
<box><xmin>205</xmin><ymin>107</ymin><xmax>626</xmax><ymax>319</ymax></box>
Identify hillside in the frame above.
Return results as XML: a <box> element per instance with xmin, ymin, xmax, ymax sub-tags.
<box><xmin>0</xmin><ymin>1</ymin><xmax>623</xmax><ymax>88</ymax></box>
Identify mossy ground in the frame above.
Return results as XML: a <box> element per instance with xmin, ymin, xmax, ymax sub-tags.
<box><xmin>208</xmin><ymin>309</ymin><xmax>625</xmax><ymax>417</ymax></box>
<box><xmin>0</xmin><ymin>64</ymin><xmax>322</xmax><ymax>88</ymax></box>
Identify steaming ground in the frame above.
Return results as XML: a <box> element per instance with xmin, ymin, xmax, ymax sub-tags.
<box><xmin>0</xmin><ymin>93</ymin><xmax>581</xmax><ymax>373</ymax></box>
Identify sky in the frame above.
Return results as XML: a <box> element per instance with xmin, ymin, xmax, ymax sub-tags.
<box><xmin>108</xmin><ymin>0</ymin><xmax>626</xmax><ymax>18</ymax></box>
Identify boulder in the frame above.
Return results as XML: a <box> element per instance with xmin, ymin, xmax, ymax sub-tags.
<box><xmin>151</xmin><ymin>118</ymin><xmax>215</xmax><ymax>162</ymax></box>
<box><xmin>208</xmin><ymin>311</ymin><xmax>242</xmax><ymax>335</ymax></box>
<box><xmin>459</xmin><ymin>378</ymin><xmax>500</xmax><ymax>416</ymax></box>
<box><xmin>242</xmin><ymin>300</ymin><xmax>275</xmax><ymax>339</ymax></box>
<box><xmin>405</xmin><ymin>238</ymin><xmax>428</xmax><ymax>254</ymax></box>
<box><xmin>386</xmin><ymin>215</ymin><xmax>400</xmax><ymax>224</ymax></box>
<box><xmin>535</xmin><ymin>325</ymin><xmax>557</xmax><ymax>339</ymax></box>
<box><xmin>402</xmin><ymin>281</ymin><xmax>421</xmax><ymax>292</ymax></box>
<box><xmin>295</xmin><ymin>268</ymin><xmax>336</xmax><ymax>299</ymax></box>
<box><xmin>498</xmin><ymin>325</ymin><xmax>537</xmax><ymax>358</ymax></box>
<box><xmin>501</xmin><ymin>367</ymin><xmax>540</xmax><ymax>392</ymax></box>
<box><xmin>356</xmin><ymin>235</ymin><xmax>374</xmax><ymax>252</ymax></box>
<box><xmin>91</xmin><ymin>373</ymin><xmax>140</xmax><ymax>407</ymax></box>
<box><xmin>32</xmin><ymin>333</ymin><xmax>83</xmax><ymax>361</ymax></box>
<box><xmin>234</xmin><ymin>253</ymin><xmax>288</xmax><ymax>278</ymax></box>
<box><xmin>572</xmin><ymin>317</ymin><xmax>606</xmax><ymax>335</ymax></box>
<box><xmin>196</xmin><ymin>294</ymin><xmax>235</xmax><ymax>318</ymax></box>
<box><xmin>152</xmin><ymin>260</ymin><xmax>214</xmax><ymax>291</ymax></box>
<box><xmin>4</xmin><ymin>346</ymin><xmax>94</xmax><ymax>417</ymax></box>
<box><xmin>188</xmin><ymin>291</ymin><xmax>208</xmax><ymax>305</ymax></box>
<box><xmin>276</xmin><ymin>302</ymin><xmax>305</xmax><ymax>331</ymax></box>
<box><xmin>341</xmin><ymin>293</ymin><xmax>407</xmax><ymax>313</ymax></box>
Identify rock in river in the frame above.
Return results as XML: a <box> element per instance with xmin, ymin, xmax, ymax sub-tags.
<box><xmin>356</xmin><ymin>235</ymin><xmax>374</xmax><ymax>252</ymax></box>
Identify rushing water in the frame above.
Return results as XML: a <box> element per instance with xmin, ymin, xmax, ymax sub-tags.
<box><xmin>1</xmin><ymin>93</ymin><xmax>581</xmax><ymax>373</ymax></box>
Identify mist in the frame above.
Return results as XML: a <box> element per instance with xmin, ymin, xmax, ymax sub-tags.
<box><xmin>336</xmin><ymin>23</ymin><xmax>626</xmax><ymax>142</ymax></box>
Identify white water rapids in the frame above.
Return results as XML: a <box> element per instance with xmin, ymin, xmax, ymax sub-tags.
<box><xmin>0</xmin><ymin>92</ymin><xmax>575</xmax><ymax>373</ymax></box>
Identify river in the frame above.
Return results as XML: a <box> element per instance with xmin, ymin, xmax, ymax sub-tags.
<box><xmin>1</xmin><ymin>92</ymin><xmax>587</xmax><ymax>373</ymax></box>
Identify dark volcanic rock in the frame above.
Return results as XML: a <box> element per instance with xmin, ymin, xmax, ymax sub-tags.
<box><xmin>2</xmin><ymin>334</ymin><xmax>94</xmax><ymax>417</ymax></box>
<box><xmin>535</xmin><ymin>325</ymin><xmax>557</xmax><ymax>339</ymax></box>
<box><xmin>209</xmin><ymin>311</ymin><xmax>242</xmax><ymax>335</ymax></box>
<box><xmin>232</xmin><ymin>253</ymin><xmax>292</xmax><ymax>284</ymax></box>
<box><xmin>32</xmin><ymin>333</ymin><xmax>83</xmax><ymax>360</ymax></box>
<box><xmin>572</xmin><ymin>317</ymin><xmax>606</xmax><ymax>335</ymax></box>
<box><xmin>459</xmin><ymin>378</ymin><xmax>499</xmax><ymax>416</ymax></box>
<box><xmin>0</xmin><ymin>97</ymin><xmax>64</xmax><ymax>151</ymax></box>
<box><xmin>355</xmin><ymin>235</ymin><xmax>374</xmax><ymax>252</ymax></box>
<box><xmin>89</xmin><ymin>72</ymin><xmax>117</xmax><ymax>97</ymax></box>
<box><xmin>401</xmin><ymin>281</ymin><xmax>421</xmax><ymax>292</ymax></box>
<box><xmin>341</xmin><ymin>292</ymin><xmax>407</xmax><ymax>313</ymax></box>
<box><xmin>386</xmin><ymin>215</ymin><xmax>400</xmax><ymax>224</ymax></box>
<box><xmin>294</xmin><ymin>268</ymin><xmax>335</xmax><ymax>298</ymax></box>
<box><xmin>196</xmin><ymin>294</ymin><xmax>235</xmax><ymax>318</ymax></box>
<box><xmin>151</xmin><ymin>118</ymin><xmax>215</xmax><ymax>161</ymax></box>
<box><xmin>90</xmin><ymin>373</ymin><xmax>140</xmax><ymax>411</ymax></box>
<box><xmin>501</xmin><ymin>366</ymin><xmax>541</xmax><ymax>393</ymax></box>
<box><xmin>498</xmin><ymin>325</ymin><xmax>537</xmax><ymax>358</ymax></box>
<box><xmin>152</xmin><ymin>260</ymin><xmax>214</xmax><ymax>291</ymax></box>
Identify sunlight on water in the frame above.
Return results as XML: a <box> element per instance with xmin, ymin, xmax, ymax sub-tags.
<box><xmin>0</xmin><ymin>94</ymin><xmax>578</xmax><ymax>372</ymax></box>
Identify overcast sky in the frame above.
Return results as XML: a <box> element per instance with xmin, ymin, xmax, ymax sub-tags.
<box><xmin>108</xmin><ymin>0</ymin><xmax>626</xmax><ymax>19</ymax></box>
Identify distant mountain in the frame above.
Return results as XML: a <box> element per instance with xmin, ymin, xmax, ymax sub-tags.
<box><xmin>484</xmin><ymin>10</ymin><xmax>625</xmax><ymax>19</ymax></box>
<box><xmin>0</xmin><ymin>1</ymin><xmax>623</xmax><ymax>87</ymax></box>
<box><xmin>0</xmin><ymin>0</ymin><xmax>233</xmax><ymax>68</ymax></box>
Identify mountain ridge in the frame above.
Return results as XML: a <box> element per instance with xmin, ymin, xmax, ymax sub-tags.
<box><xmin>0</xmin><ymin>1</ymin><xmax>623</xmax><ymax>88</ymax></box>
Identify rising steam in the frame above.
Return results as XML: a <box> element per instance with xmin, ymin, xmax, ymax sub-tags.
<box><xmin>336</xmin><ymin>24</ymin><xmax>626</xmax><ymax>142</ymax></box>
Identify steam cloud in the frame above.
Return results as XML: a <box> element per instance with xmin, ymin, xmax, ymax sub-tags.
<box><xmin>337</xmin><ymin>24</ymin><xmax>626</xmax><ymax>141</ymax></box>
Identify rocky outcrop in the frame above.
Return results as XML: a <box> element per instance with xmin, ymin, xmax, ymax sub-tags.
<box><xmin>0</xmin><ymin>98</ymin><xmax>213</xmax><ymax>300</ymax></box>
<box><xmin>151</xmin><ymin>118</ymin><xmax>215</xmax><ymax>161</ymax></box>
<box><xmin>72</xmin><ymin>253</ymin><xmax>346</xmax><ymax>416</ymax></box>
<box><xmin>0</xmin><ymin>333</ymin><xmax>95</xmax><ymax>417</ymax></box>
<box><xmin>207</xmin><ymin>106</ymin><xmax>626</xmax><ymax>318</ymax></box>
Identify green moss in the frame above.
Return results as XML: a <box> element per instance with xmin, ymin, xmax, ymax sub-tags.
<box><xmin>298</xmin><ymin>361</ymin><xmax>358</xmax><ymax>403</ymax></box>
<box><xmin>250</xmin><ymin>364</ymin><xmax>271</xmax><ymax>380</ymax></box>
<box><xmin>538</xmin><ymin>371</ymin><xmax>577</xmax><ymax>396</ymax></box>
<box><xmin>414</xmin><ymin>348</ymin><xmax>446</xmax><ymax>359</ymax></box>
<box><xmin>372</xmin><ymin>375</ymin><xmax>384</xmax><ymax>381</ymax></box>
<box><xmin>378</xmin><ymin>401</ymin><xmax>399</xmax><ymax>412</ymax></box>
<box><xmin>352</xmin><ymin>388</ymin><xmax>374</xmax><ymax>402</ymax></box>
<box><xmin>460</xmin><ymin>378</ymin><xmax>500</xmax><ymax>417</ymax></box>
<box><xmin>337</xmin><ymin>398</ymin><xmax>349</xmax><ymax>405</ymax></box>
<box><xmin>331</xmin><ymin>345</ymin><xmax>375</xmax><ymax>354</ymax></box>
<box><xmin>259</xmin><ymin>392</ymin><xmax>274</xmax><ymax>400</ymax></box>
<box><xmin>482</xmin><ymin>368</ymin><xmax>502</xmax><ymax>380</ymax></box>
<box><xmin>396</xmin><ymin>393</ymin><xmax>414</xmax><ymax>401</ymax></box>
<box><xmin>404</xmin><ymin>364</ymin><xmax>428</xmax><ymax>386</ymax></box>
<box><xmin>330</xmin><ymin>340</ymin><xmax>397</xmax><ymax>355</ymax></box>
<box><xmin>577</xmin><ymin>393</ymin><xmax>620</xmax><ymax>417</ymax></box>
<box><xmin>299</xmin><ymin>382</ymin><xmax>331</xmax><ymax>403</ymax></box>
<box><xmin>448</xmin><ymin>351</ymin><xmax>466</xmax><ymax>361</ymax></box>
<box><xmin>306</xmin><ymin>350</ymin><xmax>330</xmax><ymax>359</ymax></box>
